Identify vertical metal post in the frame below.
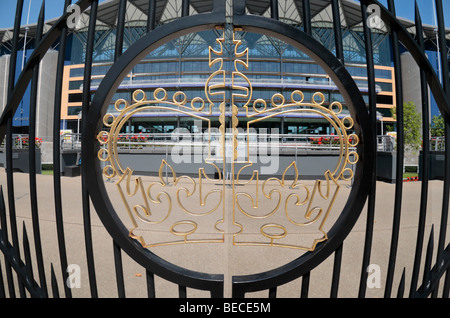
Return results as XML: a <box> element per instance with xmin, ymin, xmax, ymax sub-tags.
<box><xmin>115</xmin><ymin>0</ymin><xmax>127</xmax><ymax>60</ymax></box>
<box><xmin>330</xmin><ymin>243</ymin><xmax>342</xmax><ymax>297</ymax></box>
<box><xmin>358</xmin><ymin>0</ymin><xmax>377</xmax><ymax>298</ymax></box>
<box><xmin>6</xmin><ymin>0</ymin><xmax>25</xmax><ymax>298</ymax></box>
<box><xmin>182</xmin><ymin>0</ymin><xmax>190</xmax><ymax>17</ymax></box>
<box><xmin>81</xmin><ymin>0</ymin><xmax>99</xmax><ymax>298</ymax></box>
<box><xmin>384</xmin><ymin>0</ymin><xmax>405</xmax><ymax>298</ymax></box>
<box><xmin>331</xmin><ymin>0</ymin><xmax>344</xmax><ymax>63</ymax></box>
<box><xmin>329</xmin><ymin>0</ymin><xmax>345</xmax><ymax>296</ymax></box>
<box><xmin>270</xmin><ymin>0</ymin><xmax>279</xmax><ymax>20</ymax></box>
<box><xmin>28</xmin><ymin>0</ymin><xmax>47</xmax><ymax>298</ymax></box>
<box><xmin>114</xmin><ymin>241</ymin><xmax>126</xmax><ymax>297</ymax></box>
<box><xmin>434</xmin><ymin>0</ymin><xmax>450</xmax><ymax>298</ymax></box>
<box><xmin>113</xmin><ymin>0</ymin><xmax>128</xmax><ymax>297</ymax></box>
<box><xmin>53</xmin><ymin>0</ymin><xmax>73</xmax><ymax>298</ymax></box>
<box><xmin>302</xmin><ymin>0</ymin><xmax>312</xmax><ymax>35</ymax></box>
<box><xmin>0</xmin><ymin>260</ymin><xmax>5</xmax><ymax>297</ymax></box>
<box><xmin>0</xmin><ymin>187</ymin><xmax>12</xmax><ymax>297</ymax></box>
<box><xmin>409</xmin><ymin>0</ymin><xmax>431</xmax><ymax>297</ymax></box>
<box><xmin>147</xmin><ymin>0</ymin><xmax>157</xmax><ymax>33</ymax></box>
<box><xmin>146</xmin><ymin>269</ymin><xmax>156</xmax><ymax>298</ymax></box>
<box><xmin>300</xmin><ymin>272</ymin><xmax>310</xmax><ymax>298</ymax></box>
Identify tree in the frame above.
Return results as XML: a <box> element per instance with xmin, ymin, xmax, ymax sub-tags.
<box><xmin>391</xmin><ymin>101</ymin><xmax>422</xmax><ymax>151</ymax></box>
<box><xmin>431</xmin><ymin>114</ymin><xmax>445</xmax><ymax>137</ymax></box>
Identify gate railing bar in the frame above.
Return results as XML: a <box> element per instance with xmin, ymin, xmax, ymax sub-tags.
<box><xmin>145</xmin><ymin>3</ymin><xmax>157</xmax><ymax>297</ymax></box>
<box><xmin>146</xmin><ymin>270</ymin><xmax>156</xmax><ymax>298</ymax></box>
<box><xmin>268</xmin><ymin>286</ymin><xmax>276</xmax><ymax>298</ymax></box>
<box><xmin>27</xmin><ymin>1</ymin><xmax>48</xmax><ymax>298</ymax></box>
<box><xmin>116</xmin><ymin>0</ymin><xmax>127</xmax><ymax>60</ymax></box>
<box><xmin>443</xmin><ymin>253</ymin><xmax>450</xmax><ymax>297</ymax></box>
<box><xmin>270</xmin><ymin>0</ymin><xmax>278</xmax><ymax>20</ymax></box>
<box><xmin>331</xmin><ymin>0</ymin><xmax>344</xmax><ymax>63</ymax></box>
<box><xmin>182</xmin><ymin>0</ymin><xmax>190</xmax><ymax>17</ymax></box>
<box><xmin>50</xmin><ymin>264</ymin><xmax>59</xmax><ymax>298</ymax></box>
<box><xmin>267</xmin><ymin>2</ymin><xmax>278</xmax><ymax>299</ymax></box>
<box><xmin>52</xmin><ymin>0</ymin><xmax>74</xmax><ymax>299</ymax></box>
<box><xmin>0</xmin><ymin>261</ymin><xmax>5</xmax><ymax>297</ymax></box>
<box><xmin>113</xmin><ymin>241</ymin><xmax>126</xmax><ymax>297</ymax></box>
<box><xmin>422</xmin><ymin>227</ymin><xmax>434</xmax><ymax>295</ymax></box>
<box><xmin>22</xmin><ymin>224</ymin><xmax>35</xmax><ymax>295</ymax></box>
<box><xmin>81</xmin><ymin>0</ymin><xmax>99</xmax><ymax>298</ymax></box>
<box><xmin>409</xmin><ymin>1</ymin><xmax>431</xmax><ymax>297</ymax></box>
<box><xmin>301</xmin><ymin>0</ymin><xmax>312</xmax><ymax>36</ymax></box>
<box><xmin>300</xmin><ymin>272</ymin><xmax>310</xmax><ymax>298</ymax></box>
<box><xmin>330</xmin><ymin>242</ymin><xmax>342</xmax><ymax>298</ymax></box>
<box><xmin>147</xmin><ymin>0</ymin><xmax>157</xmax><ymax>33</ymax></box>
<box><xmin>384</xmin><ymin>0</ymin><xmax>405</xmax><ymax>298</ymax></box>
<box><xmin>358</xmin><ymin>1</ymin><xmax>378</xmax><ymax>298</ymax></box>
<box><xmin>397</xmin><ymin>269</ymin><xmax>406</xmax><ymax>298</ymax></box>
<box><xmin>434</xmin><ymin>0</ymin><xmax>450</xmax><ymax>299</ymax></box>
<box><xmin>330</xmin><ymin>0</ymin><xmax>344</xmax><ymax>298</ymax></box>
<box><xmin>0</xmin><ymin>187</ymin><xmax>14</xmax><ymax>297</ymax></box>
<box><xmin>111</xmin><ymin>0</ymin><xmax>128</xmax><ymax>298</ymax></box>
<box><xmin>6</xmin><ymin>0</ymin><xmax>25</xmax><ymax>298</ymax></box>
<box><xmin>179</xmin><ymin>1</ymin><xmax>194</xmax><ymax>299</ymax></box>
<box><xmin>179</xmin><ymin>285</ymin><xmax>187</xmax><ymax>298</ymax></box>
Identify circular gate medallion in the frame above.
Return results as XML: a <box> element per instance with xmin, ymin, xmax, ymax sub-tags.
<box><xmin>85</xmin><ymin>16</ymin><xmax>374</xmax><ymax>289</ymax></box>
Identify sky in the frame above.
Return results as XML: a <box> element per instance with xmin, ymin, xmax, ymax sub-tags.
<box><xmin>0</xmin><ymin>0</ymin><xmax>449</xmax><ymax>29</ymax></box>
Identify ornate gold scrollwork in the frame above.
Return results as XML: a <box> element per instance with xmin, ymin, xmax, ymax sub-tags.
<box><xmin>97</xmin><ymin>29</ymin><xmax>359</xmax><ymax>251</ymax></box>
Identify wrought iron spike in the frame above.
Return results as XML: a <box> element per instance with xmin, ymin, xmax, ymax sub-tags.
<box><xmin>50</xmin><ymin>263</ymin><xmax>60</xmax><ymax>298</ymax></box>
<box><xmin>397</xmin><ymin>268</ymin><xmax>406</xmax><ymax>298</ymax></box>
<box><xmin>422</xmin><ymin>226</ymin><xmax>435</xmax><ymax>292</ymax></box>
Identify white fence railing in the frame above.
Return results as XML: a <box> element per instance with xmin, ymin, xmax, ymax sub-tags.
<box><xmin>61</xmin><ymin>132</ymin><xmax>357</xmax><ymax>152</ymax></box>
<box><xmin>0</xmin><ymin>132</ymin><xmax>430</xmax><ymax>153</ymax></box>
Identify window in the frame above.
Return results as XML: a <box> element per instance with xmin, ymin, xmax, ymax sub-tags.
<box><xmin>68</xmin><ymin>93</ymin><xmax>83</xmax><ymax>103</ymax></box>
<box><xmin>376</xmin><ymin>82</ymin><xmax>393</xmax><ymax>92</ymax></box>
<box><xmin>70</xmin><ymin>67</ymin><xmax>84</xmax><ymax>77</ymax></box>
<box><xmin>67</xmin><ymin>106</ymin><xmax>82</xmax><ymax>116</ymax></box>
<box><xmin>374</xmin><ymin>69</ymin><xmax>392</xmax><ymax>79</ymax></box>
<box><xmin>92</xmin><ymin>65</ymin><xmax>111</xmax><ymax>76</ymax></box>
<box><xmin>376</xmin><ymin>94</ymin><xmax>393</xmax><ymax>105</ymax></box>
<box><xmin>69</xmin><ymin>80</ymin><xmax>84</xmax><ymax>90</ymax></box>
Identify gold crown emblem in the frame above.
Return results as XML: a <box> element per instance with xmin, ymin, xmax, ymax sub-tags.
<box><xmin>97</xmin><ymin>29</ymin><xmax>359</xmax><ymax>251</ymax></box>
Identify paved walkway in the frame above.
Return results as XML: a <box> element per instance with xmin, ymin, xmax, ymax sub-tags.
<box><xmin>0</xmin><ymin>169</ymin><xmax>448</xmax><ymax>298</ymax></box>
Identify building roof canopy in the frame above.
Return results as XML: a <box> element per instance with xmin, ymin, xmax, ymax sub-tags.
<box><xmin>0</xmin><ymin>0</ymin><xmax>449</xmax><ymax>44</ymax></box>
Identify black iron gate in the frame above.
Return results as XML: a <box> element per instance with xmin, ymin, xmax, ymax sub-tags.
<box><xmin>0</xmin><ymin>0</ymin><xmax>449</xmax><ymax>299</ymax></box>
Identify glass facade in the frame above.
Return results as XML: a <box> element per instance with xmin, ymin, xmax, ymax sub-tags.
<box><xmin>62</xmin><ymin>28</ymin><xmax>395</xmax><ymax>135</ymax></box>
